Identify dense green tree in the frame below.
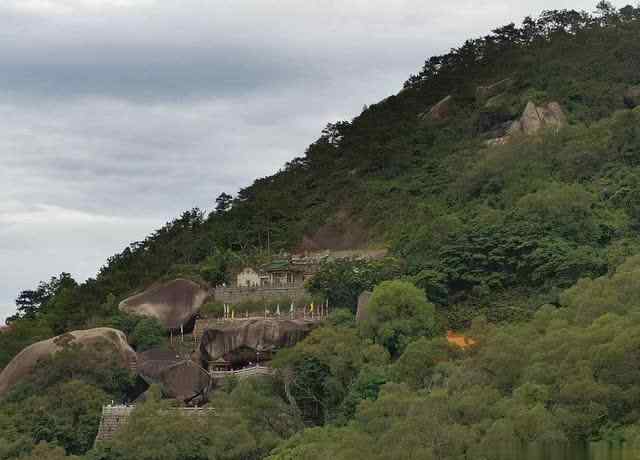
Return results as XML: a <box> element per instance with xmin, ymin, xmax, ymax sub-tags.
<box><xmin>129</xmin><ymin>318</ymin><xmax>166</xmax><ymax>352</ymax></box>
<box><xmin>90</xmin><ymin>397</ymin><xmax>259</xmax><ymax>460</ymax></box>
<box><xmin>17</xmin><ymin>443</ymin><xmax>79</xmax><ymax>460</ymax></box>
<box><xmin>307</xmin><ymin>258</ymin><xmax>404</xmax><ymax>311</ymax></box>
<box><xmin>214</xmin><ymin>192</ymin><xmax>233</xmax><ymax>214</ymax></box>
<box><xmin>391</xmin><ymin>337</ymin><xmax>457</xmax><ymax>389</ymax></box>
<box><xmin>359</xmin><ymin>280</ymin><xmax>441</xmax><ymax>356</ymax></box>
<box><xmin>273</xmin><ymin>325</ymin><xmax>388</xmax><ymax>425</ymax></box>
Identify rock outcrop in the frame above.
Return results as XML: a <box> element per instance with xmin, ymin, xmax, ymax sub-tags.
<box><xmin>137</xmin><ymin>348</ymin><xmax>211</xmax><ymax>404</ymax></box>
<box><xmin>509</xmin><ymin>101</ymin><xmax>567</xmax><ymax>136</ymax></box>
<box><xmin>487</xmin><ymin>101</ymin><xmax>567</xmax><ymax>146</ymax></box>
<box><xmin>0</xmin><ymin>328</ymin><xmax>136</xmax><ymax>397</ymax></box>
<box><xmin>624</xmin><ymin>85</ymin><xmax>640</xmax><ymax>109</ymax></box>
<box><xmin>418</xmin><ymin>95</ymin><xmax>453</xmax><ymax>122</ymax></box>
<box><xmin>199</xmin><ymin>319</ymin><xmax>316</xmax><ymax>362</ymax></box>
<box><xmin>476</xmin><ymin>78</ymin><xmax>516</xmax><ymax>104</ymax></box>
<box><xmin>119</xmin><ymin>279</ymin><xmax>208</xmax><ymax>329</ymax></box>
<box><xmin>356</xmin><ymin>291</ymin><xmax>372</xmax><ymax>323</ymax></box>
<box><xmin>136</xmin><ymin>348</ymin><xmax>182</xmax><ymax>382</ymax></box>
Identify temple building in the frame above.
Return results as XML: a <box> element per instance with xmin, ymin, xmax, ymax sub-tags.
<box><xmin>234</xmin><ymin>258</ymin><xmax>313</xmax><ymax>288</ymax></box>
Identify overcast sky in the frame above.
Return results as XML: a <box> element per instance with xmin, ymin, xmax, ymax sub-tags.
<box><xmin>0</xmin><ymin>0</ymin><xmax>609</xmax><ymax>323</ymax></box>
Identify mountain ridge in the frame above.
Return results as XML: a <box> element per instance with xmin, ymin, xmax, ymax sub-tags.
<box><xmin>3</xmin><ymin>4</ymin><xmax>640</xmax><ymax>458</ymax></box>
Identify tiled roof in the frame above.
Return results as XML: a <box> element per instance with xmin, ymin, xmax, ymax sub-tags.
<box><xmin>261</xmin><ymin>259</ymin><xmax>291</xmax><ymax>272</ymax></box>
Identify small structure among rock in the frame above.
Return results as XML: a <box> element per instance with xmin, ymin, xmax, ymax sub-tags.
<box><xmin>356</xmin><ymin>291</ymin><xmax>373</xmax><ymax>323</ymax></box>
<box><xmin>418</xmin><ymin>95</ymin><xmax>454</xmax><ymax>122</ymax></box>
<box><xmin>199</xmin><ymin>318</ymin><xmax>317</xmax><ymax>367</ymax></box>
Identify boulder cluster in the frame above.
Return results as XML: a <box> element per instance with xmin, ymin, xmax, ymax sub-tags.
<box><xmin>0</xmin><ymin>278</ymin><xmax>319</xmax><ymax>405</ymax></box>
<box><xmin>417</xmin><ymin>77</ymin><xmax>571</xmax><ymax>146</ymax></box>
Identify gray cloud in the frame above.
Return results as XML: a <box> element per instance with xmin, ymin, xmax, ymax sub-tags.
<box><xmin>0</xmin><ymin>0</ymin><xmax>607</xmax><ymax>322</ymax></box>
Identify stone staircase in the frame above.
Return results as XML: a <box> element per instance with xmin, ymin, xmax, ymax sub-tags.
<box><xmin>94</xmin><ymin>405</ymin><xmax>216</xmax><ymax>445</ymax></box>
<box><xmin>128</xmin><ymin>355</ymin><xmax>138</xmax><ymax>374</ymax></box>
<box><xmin>95</xmin><ymin>405</ymin><xmax>136</xmax><ymax>443</ymax></box>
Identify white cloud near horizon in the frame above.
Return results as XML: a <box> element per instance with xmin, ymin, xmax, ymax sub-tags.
<box><xmin>0</xmin><ymin>0</ymin><xmax>612</xmax><ymax>323</ymax></box>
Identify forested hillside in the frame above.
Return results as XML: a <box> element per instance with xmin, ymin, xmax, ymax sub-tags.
<box><xmin>3</xmin><ymin>3</ymin><xmax>640</xmax><ymax>459</ymax></box>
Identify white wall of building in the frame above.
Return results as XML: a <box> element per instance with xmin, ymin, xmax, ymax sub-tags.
<box><xmin>237</xmin><ymin>268</ymin><xmax>260</xmax><ymax>287</ymax></box>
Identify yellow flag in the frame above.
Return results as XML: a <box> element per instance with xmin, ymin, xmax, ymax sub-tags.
<box><xmin>310</xmin><ymin>302</ymin><xmax>314</xmax><ymax>313</ymax></box>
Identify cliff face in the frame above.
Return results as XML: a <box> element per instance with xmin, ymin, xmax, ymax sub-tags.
<box><xmin>199</xmin><ymin>319</ymin><xmax>316</xmax><ymax>362</ymax></box>
<box><xmin>0</xmin><ymin>328</ymin><xmax>136</xmax><ymax>397</ymax></box>
<box><xmin>119</xmin><ymin>278</ymin><xmax>209</xmax><ymax>329</ymax></box>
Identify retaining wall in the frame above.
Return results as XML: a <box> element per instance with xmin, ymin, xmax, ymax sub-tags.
<box><xmin>213</xmin><ymin>285</ymin><xmax>307</xmax><ymax>304</ymax></box>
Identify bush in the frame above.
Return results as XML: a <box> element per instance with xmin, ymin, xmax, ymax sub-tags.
<box><xmin>129</xmin><ymin>318</ymin><xmax>166</xmax><ymax>351</ymax></box>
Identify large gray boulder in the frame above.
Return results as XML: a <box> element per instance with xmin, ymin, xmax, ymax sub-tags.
<box><xmin>0</xmin><ymin>328</ymin><xmax>136</xmax><ymax>397</ymax></box>
<box><xmin>199</xmin><ymin>319</ymin><xmax>315</xmax><ymax>362</ymax></box>
<box><xmin>119</xmin><ymin>279</ymin><xmax>209</xmax><ymax>329</ymax></box>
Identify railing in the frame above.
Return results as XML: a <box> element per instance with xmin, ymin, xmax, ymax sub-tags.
<box><xmin>210</xmin><ymin>365</ymin><xmax>274</xmax><ymax>380</ymax></box>
<box><xmin>224</xmin><ymin>282</ymin><xmax>305</xmax><ymax>290</ymax></box>
<box><xmin>203</xmin><ymin>312</ymin><xmax>325</xmax><ymax>322</ymax></box>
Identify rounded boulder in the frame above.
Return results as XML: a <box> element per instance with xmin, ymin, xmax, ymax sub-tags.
<box><xmin>0</xmin><ymin>328</ymin><xmax>136</xmax><ymax>397</ymax></box>
<box><xmin>119</xmin><ymin>278</ymin><xmax>209</xmax><ymax>329</ymax></box>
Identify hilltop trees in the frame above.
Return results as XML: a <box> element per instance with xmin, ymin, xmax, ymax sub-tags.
<box><xmin>10</xmin><ymin>274</ymin><xmax>76</xmax><ymax>323</ymax></box>
<box><xmin>214</xmin><ymin>192</ymin><xmax>233</xmax><ymax>214</ymax></box>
